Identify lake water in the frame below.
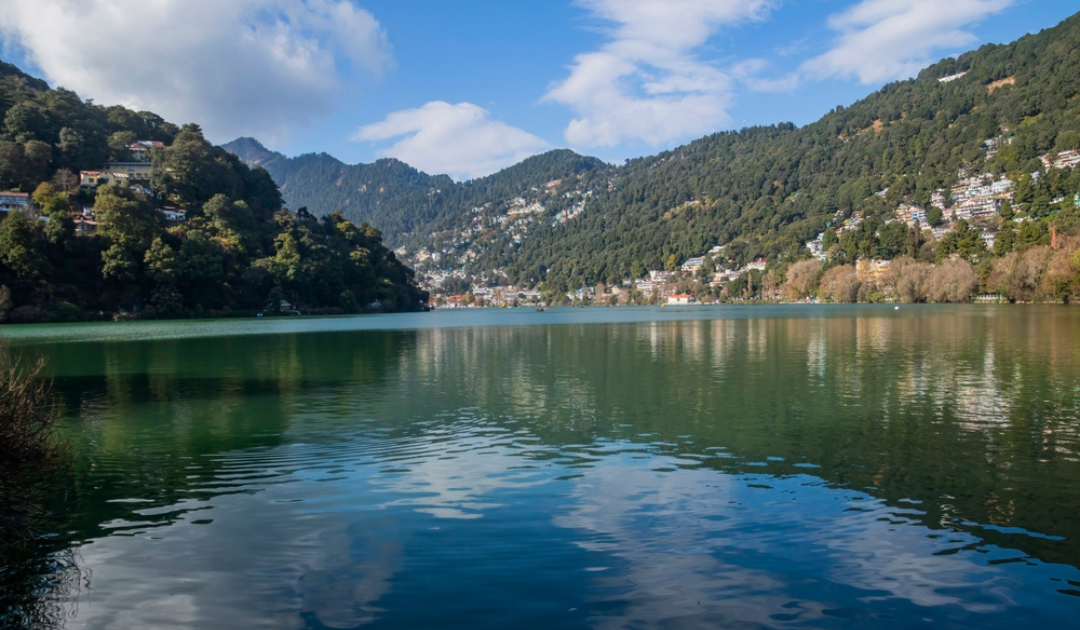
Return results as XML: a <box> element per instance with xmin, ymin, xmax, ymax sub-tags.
<box><xmin>3</xmin><ymin>305</ymin><xmax>1080</xmax><ymax>629</ymax></box>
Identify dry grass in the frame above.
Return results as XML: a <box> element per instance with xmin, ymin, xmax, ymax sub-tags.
<box><xmin>0</xmin><ymin>347</ymin><xmax>68</xmax><ymax>544</ymax></box>
<box><xmin>987</xmin><ymin>76</ymin><xmax>1016</xmax><ymax>94</ymax></box>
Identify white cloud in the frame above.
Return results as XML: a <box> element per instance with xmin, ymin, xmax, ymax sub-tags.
<box><xmin>544</xmin><ymin>0</ymin><xmax>778</xmax><ymax>148</ymax></box>
<box><xmin>354</xmin><ymin>102</ymin><xmax>550</xmax><ymax>181</ymax></box>
<box><xmin>802</xmin><ymin>0</ymin><xmax>1014</xmax><ymax>84</ymax></box>
<box><xmin>730</xmin><ymin>59</ymin><xmax>800</xmax><ymax>93</ymax></box>
<box><xmin>0</xmin><ymin>0</ymin><xmax>391</xmax><ymax>143</ymax></box>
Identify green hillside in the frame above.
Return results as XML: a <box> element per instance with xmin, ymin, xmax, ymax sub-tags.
<box><xmin>0</xmin><ymin>63</ymin><xmax>428</xmax><ymax>321</ymax></box>
<box><xmin>489</xmin><ymin>11</ymin><xmax>1080</xmax><ymax>291</ymax></box>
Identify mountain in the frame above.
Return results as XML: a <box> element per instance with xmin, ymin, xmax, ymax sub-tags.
<box><xmin>222</xmin><ymin>137</ymin><xmax>456</xmax><ymax>243</ymax></box>
<box><xmin>222</xmin><ymin>137</ymin><xmax>283</xmax><ymax>167</ymax></box>
<box><xmin>221</xmin><ymin>138</ymin><xmax>606</xmax><ymax>250</ymax></box>
<box><xmin>226</xmin><ymin>11</ymin><xmax>1080</xmax><ymax>297</ymax></box>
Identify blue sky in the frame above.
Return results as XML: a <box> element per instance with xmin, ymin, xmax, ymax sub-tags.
<box><xmin>0</xmin><ymin>0</ymin><xmax>1076</xmax><ymax>180</ymax></box>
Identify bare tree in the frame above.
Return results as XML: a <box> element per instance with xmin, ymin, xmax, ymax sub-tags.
<box><xmin>998</xmin><ymin>246</ymin><xmax>1051</xmax><ymax>302</ymax></box>
<box><xmin>926</xmin><ymin>256</ymin><xmax>977</xmax><ymax>303</ymax></box>
<box><xmin>879</xmin><ymin>256</ymin><xmax>931</xmax><ymax>303</ymax></box>
<box><xmin>761</xmin><ymin>269</ymin><xmax>780</xmax><ymax>300</ymax></box>
<box><xmin>818</xmin><ymin>264</ymin><xmax>860</xmax><ymax>302</ymax></box>
<box><xmin>49</xmin><ymin>168</ymin><xmax>78</xmax><ymax>196</ymax></box>
<box><xmin>782</xmin><ymin>259</ymin><xmax>822</xmax><ymax>300</ymax></box>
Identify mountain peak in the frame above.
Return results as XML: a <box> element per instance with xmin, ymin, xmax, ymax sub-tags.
<box><xmin>221</xmin><ymin>137</ymin><xmax>283</xmax><ymax>167</ymax></box>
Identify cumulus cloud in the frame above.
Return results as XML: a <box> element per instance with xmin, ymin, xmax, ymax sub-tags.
<box><xmin>544</xmin><ymin>0</ymin><xmax>778</xmax><ymax>148</ymax></box>
<box><xmin>354</xmin><ymin>102</ymin><xmax>550</xmax><ymax>181</ymax></box>
<box><xmin>0</xmin><ymin>0</ymin><xmax>391</xmax><ymax>143</ymax></box>
<box><xmin>802</xmin><ymin>0</ymin><xmax>1014</xmax><ymax>84</ymax></box>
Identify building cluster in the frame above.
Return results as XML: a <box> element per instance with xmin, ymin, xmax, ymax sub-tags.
<box><xmin>1043</xmin><ymin>149</ymin><xmax>1080</xmax><ymax>170</ymax></box>
<box><xmin>805</xmin><ymin>160</ymin><xmax>1024</xmax><ymax>261</ymax></box>
<box><xmin>72</xmin><ymin>140</ymin><xmax>186</xmax><ymax>232</ymax></box>
<box><xmin>409</xmin><ymin>178</ymin><xmax>597</xmax><ymax>296</ymax></box>
<box><xmin>933</xmin><ymin>173</ymin><xmax>1013</xmax><ymax>221</ymax></box>
<box><xmin>443</xmin><ymin>285</ymin><xmax>544</xmax><ymax>308</ymax></box>
<box><xmin>0</xmin><ymin>140</ymin><xmax>187</xmax><ymax>237</ymax></box>
<box><xmin>79</xmin><ymin>141</ymin><xmax>164</xmax><ymax>198</ymax></box>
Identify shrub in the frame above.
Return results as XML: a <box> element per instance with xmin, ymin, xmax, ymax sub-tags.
<box><xmin>0</xmin><ymin>347</ymin><xmax>67</xmax><ymax>543</ymax></box>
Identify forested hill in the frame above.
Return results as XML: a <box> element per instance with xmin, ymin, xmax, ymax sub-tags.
<box><xmin>226</xmin><ymin>10</ymin><xmax>1080</xmax><ymax>295</ymax></box>
<box><xmin>0</xmin><ymin>59</ymin><xmax>428</xmax><ymax>322</ymax></box>
<box><xmin>221</xmin><ymin>138</ymin><xmax>606</xmax><ymax>247</ymax></box>
<box><xmin>489</xmin><ymin>9</ymin><xmax>1080</xmax><ymax>291</ymax></box>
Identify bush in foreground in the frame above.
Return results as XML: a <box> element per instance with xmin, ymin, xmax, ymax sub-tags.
<box><xmin>0</xmin><ymin>347</ymin><xmax>67</xmax><ymax>543</ymax></box>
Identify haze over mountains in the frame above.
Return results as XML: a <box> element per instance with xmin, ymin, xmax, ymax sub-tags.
<box><xmin>224</xmin><ymin>11</ymin><xmax>1080</xmax><ymax>293</ymax></box>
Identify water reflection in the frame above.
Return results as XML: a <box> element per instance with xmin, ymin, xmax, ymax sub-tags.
<box><xmin>4</xmin><ymin>306</ymin><xmax>1080</xmax><ymax>628</ymax></box>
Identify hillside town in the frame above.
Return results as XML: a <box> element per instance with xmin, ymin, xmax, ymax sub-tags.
<box><xmin>409</xmin><ymin>143</ymin><xmax>1080</xmax><ymax>308</ymax></box>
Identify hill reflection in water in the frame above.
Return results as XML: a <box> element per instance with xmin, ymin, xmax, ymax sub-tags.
<box><xmin>3</xmin><ymin>305</ymin><xmax>1080</xmax><ymax>628</ymax></box>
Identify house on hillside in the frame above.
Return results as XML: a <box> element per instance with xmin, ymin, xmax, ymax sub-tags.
<box><xmin>0</xmin><ymin>191</ymin><xmax>31</xmax><ymax>213</ymax></box>
<box><xmin>80</xmin><ymin>171</ymin><xmax>105</xmax><ymax>188</ymax></box>
<box><xmin>104</xmin><ymin>162</ymin><xmax>153</xmax><ymax>181</ymax></box>
<box><xmin>128</xmin><ymin>140</ymin><xmax>165</xmax><ymax>162</ymax></box>
<box><xmin>162</xmin><ymin>207</ymin><xmax>186</xmax><ymax>222</ymax></box>
<box><xmin>681</xmin><ymin>257</ymin><xmax>706</xmax><ymax>274</ymax></box>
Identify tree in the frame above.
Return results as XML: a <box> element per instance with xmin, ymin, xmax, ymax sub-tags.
<box><xmin>926</xmin><ymin>257</ymin><xmax>977</xmax><ymax>302</ymax></box>
<box><xmin>107</xmin><ymin>130</ymin><xmax>136</xmax><ymax>160</ymax></box>
<box><xmin>151</xmin><ymin>124</ymin><xmax>243</xmax><ymax>208</ymax></box>
<box><xmin>877</xmin><ymin>221</ymin><xmax>908</xmax><ymax>259</ymax></box>
<box><xmin>818</xmin><ymin>265</ymin><xmax>860</xmax><ymax>302</ymax></box>
<box><xmin>95</xmin><ymin>185</ymin><xmax>158</xmax><ymax>285</ymax></box>
<box><xmin>926</xmin><ymin>206</ymin><xmax>945</xmax><ymax>226</ymax></box>
<box><xmin>782</xmin><ymin>259</ymin><xmax>822</xmax><ymax>300</ymax></box>
<box><xmin>1042</xmin><ymin>242</ymin><xmax>1079</xmax><ymax>302</ymax></box>
<box><xmin>1017</xmin><ymin>220</ymin><xmax>1049</xmax><ymax>247</ymax></box>
<box><xmin>884</xmin><ymin>257</ymin><xmax>931</xmax><ymax>303</ymax></box>
<box><xmin>0</xmin><ymin>210</ymin><xmax>49</xmax><ymax>283</ymax></box>
<box><xmin>954</xmin><ymin>219</ymin><xmax>986</xmax><ymax>261</ymax></box>
<box><xmin>993</xmin><ymin>227</ymin><xmax>1015</xmax><ymax>256</ymax></box>
<box><xmin>822</xmin><ymin>228</ymin><xmax>838</xmax><ymax>251</ymax></box>
<box><xmin>49</xmin><ymin>168</ymin><xmax>78</xmax><ymax>195</ymax></box>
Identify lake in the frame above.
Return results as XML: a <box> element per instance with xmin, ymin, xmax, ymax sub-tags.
<box><xmin>2</xmin><ymin>305</ymin><xmax>1080</xmax><ymax>629</ymax></box>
